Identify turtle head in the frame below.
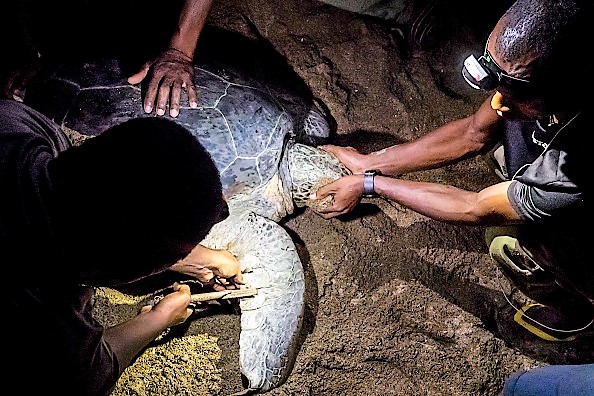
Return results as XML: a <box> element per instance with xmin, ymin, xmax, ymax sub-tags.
<box><xmin>288</xmin><ymin>142</ymin><xmax>351</xmax><ymax>212</ymax></box>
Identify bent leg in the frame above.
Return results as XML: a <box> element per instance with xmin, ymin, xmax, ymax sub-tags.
<box><xmin>486</xmin><ymin>226</ymin><xmax>594</xmax><ymax>341</ymax></box>
<box><xmin>502</xmin><ymin>364</ymin><xmax>594</xmax><ymax>396</ymax></box>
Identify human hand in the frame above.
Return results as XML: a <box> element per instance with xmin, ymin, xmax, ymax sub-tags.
<box><xmin>170</xmin><ymin>245</ymin><xmax>245</xmax><ymax>291</ymax></box>
<box><xmin>309</xmin><ymin>174</ymin><xmax>364</xmax><ymax>219</ymax></box>
<box><xmin>319</xmin><ymin>145</ymin><xmax>368</xmax><ymax>174</ymax></box>
<box><xmin>127</xmin><ymin>48</ymin><xmax>198</xmax><ymax>118</ymax></box>
<box><xmin>202</xmin><ymin>249</ymin><xmax>246</xmax><ymax>290</ymax></box>
<box><xmin>140</xmin><ymin>282</ymin><xmax>193</xmax><ymax>327</ymax></box>
<box><xmin>0</xmin><ymin>57</ymin><xmax>43</xmax><ymax>101</ymax></box>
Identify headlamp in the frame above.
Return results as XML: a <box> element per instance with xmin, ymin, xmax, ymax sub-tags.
<box><xmin>462</xmin><ymin>41</ymin><xmax>531</xmax><ymax>91</ymax></box>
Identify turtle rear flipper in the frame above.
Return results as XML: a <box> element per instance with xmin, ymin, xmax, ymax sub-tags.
<box><xmin>201</xmin><ymin>206</ymin><xmax>305</xmax><ymax>392</ymax></box>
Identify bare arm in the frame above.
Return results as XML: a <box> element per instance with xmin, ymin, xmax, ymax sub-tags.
<box><xmin>127</xmin><ymin>0</ymin><xmax>214</xmax><ymax>117</ymax></box>
<box><xmin>315</xmin><ymin>175</ymin><xmax>521</xmax><ymax>225</ymax></box>
<box><xmin>373</xmin><ymin>178</ymin><xmax>521</xmax><ymax>225</ymax></box>
<box><xmin>168</xmin><ymin>0</ymin><xmax>214</xmax><ymax>59</ymax></box>
<box><xmin>312</xmin><ymin>95</ymin><xmax>515</xmax><ymax>222</ymax></box>
<box><xmin>322</xmin><ymin>96</ymin><xmax>502</xmax><ymax>176</ymax></box>
<box><xmin>103</xmin><ymin>282</ymin><xmax>193</xmax><ymax>373</ymax></box>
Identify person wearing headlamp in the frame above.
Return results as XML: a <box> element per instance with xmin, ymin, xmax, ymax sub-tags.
<box><xmin>311</xmin><ymin>0</ymin><xmax>593</xmax><ymax>346</ymax></box>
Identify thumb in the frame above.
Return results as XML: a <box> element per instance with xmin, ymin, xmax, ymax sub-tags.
<box><xmin>310</xmin><ymin>183</ymin><xmax>333</xmax><ymax>200</ymax></box>
<box><xmin>140</xmin><ymin>304</ymin><xmax>153</xmax><ymax>313</ymax></box>
<box><xmin>127</xmin><ymin>63</ymin><xmax>150</xmax><ymax>85</ymax></box>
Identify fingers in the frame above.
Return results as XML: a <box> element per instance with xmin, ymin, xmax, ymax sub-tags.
<box><xmin>172</xmin><ymin>282</ymin><xmax>191</xmax><ymax>295</ymax></box>
<box><xmin>174</xmin><ymin>247</ymin><xmax>246</xmax><ymax>290</ymax></box>
<box><xmin>318</xmin><ymin>144</ymin><xmax>355</xmax><ymax>156</ymax></box>
<box><xmin>211</xmin><ymin>271</ymin><xmax>245</xmax><ymax>289</ymax></box>
<box><xmin>206</xmin><ymin>249</ymin><xmax>245</xmax><ymax>287</ymax></box>
<box><xmin>310</xmin><ymin>179</ymin><xmax>339</xmax><ymax>200</ymax></box>
<box><xmin>156</xmin><ymin>82</ymin><xmax>171</xmax><ymax>116</ymax></box>
<box><xmin>314</xmin><ymin>195</ymin><xmax>356</xmax><ymax>218</ymax></box>
<box><xmin>141</xmin><ymin>73</ymin><xmax>159</xmax><ymax>114</ymax></box>
<box><xmin>141</xmin><ymin>72</ymin><xmax>194</xmax><ymax>118</ymax></box>
<box><xmin>318</xmin><ymin>144</ymin><xmax>339</xmax><ymax>154</ymax></box>
<box><xmin>137</xmin><ymin>49</ymin><xmax>196</xmax><ymax>117</ymax></box>
<box><xmin>169</xmin><ymin>80</ymin><xmax>182</xmax><ymax>118</ymax></box>
<box><xmin>316</xmin><ymin>201</ymin><xmax>358</xmax><ymax>219</ymax></box>
<box><xmin>187</xmin><ymin>83</ymin><xmax>198</xmax><ymax>109</ymax></box>
<box><xmin>195</xmin><ymin>265</ymin><xmax>244</xmax><ymax>290</ymax></box>
<box><xmin>315</xmin><ymin>203</ymin><xmax>354</xmax><ymax>219</ymax></box>
<box><xmin>168</xmin><ymin>282</ymin><xmax>193</xmax><ymax>323</ymax></box>
<box><xmin>318</xmin><ymin>145</ymin><xmax>369</xmax><ymax>174</ymax></box>
<box><xmin>218</xmin><ymin>274</ymin><xmax>245</xmax><ymax>288</ymax></box>
<box><xmin>140</xmin><ymin>304</ymin><xmax>153</xmax><ymax>313</ymax></box>
<box><xmin>310</xmin><ymin>175</ymin><xmax>363</xmax><ymax>218</ymax></box>
<box><xmin>233</xmin><ymin>272</ymin><xmax>245</xmax><ymax>285</ymax></box>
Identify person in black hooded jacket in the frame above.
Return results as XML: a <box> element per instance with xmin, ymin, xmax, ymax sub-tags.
<box><xmin>0</xmin><ymin>99</ymin><xmax>244</xmax><ymax>395</ymax></box>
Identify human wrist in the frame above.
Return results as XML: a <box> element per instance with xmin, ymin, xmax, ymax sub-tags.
<box><xmin>362</xmin><ymin>170</ymin><xmax>380</xmax><ymax>198</ymax></box>
<box><xmin>164</xmin><ymin>47</ymin><xmax>193</xmax><ymax>61</ymax></box>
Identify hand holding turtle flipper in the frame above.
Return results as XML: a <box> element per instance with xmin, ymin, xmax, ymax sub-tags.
<box><xmin>170</xmin><ymin>245</ymin><xmax>244</xmax><ymax>291</ymax></box>
<box><xmin>318</xmin><ymin>144</ymin><xmax>368</xmax><ymax>174</ymax></box>
<box><xmin>203</xmin><ymin>248</ymin><xmax>246</xmax><ymax>290</ymax></box>
<box><xmin>310</xmin><ymin>174</ymin><xmax>365</xmax><ymax>219</ymax></box>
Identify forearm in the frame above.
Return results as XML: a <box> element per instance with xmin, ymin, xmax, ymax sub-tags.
<box><xmin>374</xmin><ymin>177</ymin><xmax>519</xmax><ymax>225</ymax></box>
<box><xmin>104</xmin><ymin>284</ymin><xmax>192</xmax><ymax>373</ymax></box>
<box><xmin>169</xmin><ymin>244</ymin><xmax>212</xmax><ymax>277</ymax></box>
<box><xmin>367</xmin><ymin>117</ymin><xmax>484</xmax><ymax>176</ymax></box>
<box><xmin>104</xmin><ymin>310</ymin><xmax>170</xmax><ymax>373</ymax></box>
<box><xmin>365</xmin><ymin>98</ymin><xmax>500</xmax><ymax>176</ymax></box>
<box><xmin>169</xmin><ymin>0</ymin><xmax>214</xmax><ymax>58</ymax></box>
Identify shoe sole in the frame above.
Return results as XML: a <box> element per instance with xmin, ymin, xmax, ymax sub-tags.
<box><xmin>514</xmin><ymin>303</ymin><xmax>571</xmax><ymax>342</ymax></box>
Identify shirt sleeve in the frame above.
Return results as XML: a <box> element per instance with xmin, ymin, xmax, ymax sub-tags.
<box><xmin>508</xmin><ymin>179</ymin><xmax>583</xmax><ymax>221</ymax></box>
<box><xmin>507</xmin><ymin>140</ymin><xmax>585</xmax><ymax>222</ymax></box>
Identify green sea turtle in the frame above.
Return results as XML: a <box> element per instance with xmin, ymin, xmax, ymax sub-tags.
<box><xmin>24</xmin><ymin>52</ymin><xmax>350</xmax><ymax>392</ymax></box>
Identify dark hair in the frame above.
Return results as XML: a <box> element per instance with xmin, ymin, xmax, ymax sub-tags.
<box><xmin>495</xmin><ymin>0</ymin><xmax>591</xmax><ymax>89</ymax></box>
<box><xmin>49</xmin><ymin>117</ymin><xmax>227</xmax><ymax>285</ymax></box>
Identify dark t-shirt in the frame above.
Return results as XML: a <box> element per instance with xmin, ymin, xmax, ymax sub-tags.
<box><xmin>501</xmin><ymin>112</ymin><xmax>593</xmax><ymax>300</ymax></box>
<box><xmin>0</xmin><ymin>100</ymin><xmax>119</xmax><ymax>395</ymax></box>
<box><xmin>504</xmin><ymin>113</ymin><xmax>588</xmax><ymax>222</ymax></box>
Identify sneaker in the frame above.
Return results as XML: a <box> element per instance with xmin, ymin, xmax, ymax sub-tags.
<box><xmin>514</xmin><ymin>303</ymin><xmax>594</xmax><ymax>342</ymax></box>
<box><xmin>490</xmin><ymin>235</ymin><xmax>543</xmax><ymax>277</ymax></box>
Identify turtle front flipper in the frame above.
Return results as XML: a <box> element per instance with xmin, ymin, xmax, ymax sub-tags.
<box><xmin>288</xmin><ymin>142</ymin><xmax>352</xmax><ymax>212</ymax></box>
<box><xmin>200</xmin><ymin>203</ymin><xmax>305</xmax><ymax>392</ymax></box>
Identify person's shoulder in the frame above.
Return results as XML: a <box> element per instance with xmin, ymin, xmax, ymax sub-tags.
<box><xmin>0</xmin><ymin>99</ymin><xmax>69</xmax><ymax>150</ymax></box>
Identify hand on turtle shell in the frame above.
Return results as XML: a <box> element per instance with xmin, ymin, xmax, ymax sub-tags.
<box><xmin>309</xmin><ymin>174</ymin><xmax>364</xmax><ymax>219</ymax></box>
<box><xmin>127</xmin><ymin>48</ymin><xmax>198</xmax><ymax>118</ymax></box>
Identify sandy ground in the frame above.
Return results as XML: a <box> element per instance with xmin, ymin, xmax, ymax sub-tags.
<box><xmin>84</xmin><ymin>0</ymin><xmax>593</xmax><ymax>395</ymax></box>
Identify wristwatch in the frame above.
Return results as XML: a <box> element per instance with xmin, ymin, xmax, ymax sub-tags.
<box><xmin>362</xmin><ymin>170</ymin><xmax>380</xmax><ymax>198</ymax></box>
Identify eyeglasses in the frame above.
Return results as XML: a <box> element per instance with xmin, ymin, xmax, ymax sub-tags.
<box><xmin>462</xmin><ymin>39</ymin><xmax>531</xmax><ymax>91</ymax></box>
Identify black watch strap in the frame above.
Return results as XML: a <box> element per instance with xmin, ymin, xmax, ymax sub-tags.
<box><xmin>362</xmin><ymin>170</ymin><xmax>380</xmax><ymax>198</ymax></box>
